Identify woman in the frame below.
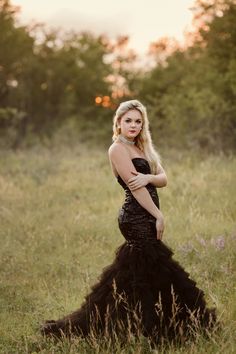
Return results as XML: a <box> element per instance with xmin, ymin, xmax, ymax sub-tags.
<box><xmin>40</xmin><ymin>99</ymin><xmax>216</xmax><ymax>344</ymax></box>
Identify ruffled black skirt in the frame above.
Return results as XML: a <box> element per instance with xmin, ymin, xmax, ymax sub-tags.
<box><xmin>40</xmin><ymin>221</ymin><xmax>216</xmax><ymax>344</ymax></box>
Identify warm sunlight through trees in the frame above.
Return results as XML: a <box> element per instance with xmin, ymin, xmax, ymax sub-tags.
<box><xmin>0</xmin><ymin>0</ymin><xmax>235</xmax><ymax>150</ymax></box>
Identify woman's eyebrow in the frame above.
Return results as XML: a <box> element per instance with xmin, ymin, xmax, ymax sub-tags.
<box><xmin>125</xmin><ymin>117</ymin><xmax>142</xmax><ymax>121</ymax></box>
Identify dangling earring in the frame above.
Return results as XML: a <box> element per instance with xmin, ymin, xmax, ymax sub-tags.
<box><xmin>118</xmin><ymin>126</ymin><xmax>121</xmax><ymax>134</ymax></box>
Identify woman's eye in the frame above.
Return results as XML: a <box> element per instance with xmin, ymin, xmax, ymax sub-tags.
<box><xmin>125</xmin><ymin>119</ymin><xmax>142</xmax><ymax>123</ymax></box>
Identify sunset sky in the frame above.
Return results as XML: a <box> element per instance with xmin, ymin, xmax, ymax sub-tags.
<box><xmin>13</xmin><ymin>0</ymin><xmax>195</xmax><ymax>55</ymax></box>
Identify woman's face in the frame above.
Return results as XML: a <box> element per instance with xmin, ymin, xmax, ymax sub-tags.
<box><xmin>119</xmin><ymin>109</ymin><xmax>143</xmax><ymax>140</ymax></box>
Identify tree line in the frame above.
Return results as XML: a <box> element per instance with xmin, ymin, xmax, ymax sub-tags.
<box><xmin>0</xmin><ymin>0</ymin><xmax>235</xmax><ymax>151</ymax></box>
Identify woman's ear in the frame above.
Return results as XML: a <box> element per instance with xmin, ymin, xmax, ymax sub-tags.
<box><xmin>117</xmin><ymin>119</ymin><xmax>121</xmax><ymax>132</ymax></box>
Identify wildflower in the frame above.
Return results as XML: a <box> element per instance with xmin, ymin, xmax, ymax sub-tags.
<box><xmin>214</xmin><ymin>236</ymin><xmax>225</xmax><ymax>250</ymax></box>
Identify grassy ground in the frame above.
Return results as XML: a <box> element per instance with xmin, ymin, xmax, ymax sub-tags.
<box><xmin>0</xmin><ymin>143</ymin><xmax>235</xmax><ymax>353</ymax></box>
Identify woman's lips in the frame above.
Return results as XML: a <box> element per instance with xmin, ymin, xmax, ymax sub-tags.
<box><xmin>129</xmin><ymin>130</ymin><xmax>136</xmax><ymax>133</ymax></box>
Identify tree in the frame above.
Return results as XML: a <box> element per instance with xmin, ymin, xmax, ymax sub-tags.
<box><xmin>137</xmin><ymin>0</ymin><xmax>236</xmax><ymax>151</ymax></box>
<box><xmin>0</xmin><ymin>0</ymin><xmax>34</xmax><ymax>107</ymax></box>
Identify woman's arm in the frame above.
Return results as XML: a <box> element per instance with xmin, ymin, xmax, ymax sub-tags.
<box><xmin>127</xmin><ymin>162</ymin><xmax>167</xmax><ymax>190</ymax></box>
<box><xmin>147</xmin><ymin>163</ymin><xmax>167</xmax><ymax>188</ymax></box>
<box><xmin>108</xmin><ymin>144</ymin><xmax>162</xmax><ymax>220</ymax></box>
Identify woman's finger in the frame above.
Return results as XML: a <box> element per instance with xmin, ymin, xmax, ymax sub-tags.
<box><xmin>158</xmin><ymin>230</ymin><xmax>163</xmax><ymax>240</ymax></box>
<box><xmin>128</xmin><ymin>177</ymin><xmax>135</xmax><ymax>183</ymax></box>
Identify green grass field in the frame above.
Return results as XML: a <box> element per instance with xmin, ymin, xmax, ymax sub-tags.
<box><xmin>0</xmin><ymin>144</ymin><xmax>235</xmax><ymax>353</ymax></box>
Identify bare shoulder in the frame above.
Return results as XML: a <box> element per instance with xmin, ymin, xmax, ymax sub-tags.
<box><xmin>108</xmin><ymin>142</ymin><xmax>127</xmax><ymax>159</ymax></box>
<box><xmin>107</xmin><ymin>142</ymin><xmax>137</xmax><ymax>183</ymax></box>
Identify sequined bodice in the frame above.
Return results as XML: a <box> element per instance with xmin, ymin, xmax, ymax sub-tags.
<box><xmin>117</xmin><ymin>158</ymin><xmax>160</xmax><ymax>224</ymax></box>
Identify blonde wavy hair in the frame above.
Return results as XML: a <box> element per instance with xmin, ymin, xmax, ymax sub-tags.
<box><xmin>112</xmin><ymin>99</ymin><xmax>161</xmax><ymax>174</ymax></box>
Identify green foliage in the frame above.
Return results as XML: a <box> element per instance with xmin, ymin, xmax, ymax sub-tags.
<box><xmin>0</xmin><ymin>0</ymin><xmax>34</xmax><ymax>107</ymax></box>
<box><xmin>0</xmin><ymin>0</ymin><xmax>236</xmax><ymax>152</ymax></box>
<box><xmin>0</xmin><ymin>107</ymin><xmax>27</xmax><ymax>148</ymax></box>
<box><xmin>138</xmin><ymin>0</ymin><xmax>236</xmax><ymax>151</ymax></box>
<box><xmin>0</xmin><ymin>0</ymin><xmax>113</xmax><ymax>143</ymax></box>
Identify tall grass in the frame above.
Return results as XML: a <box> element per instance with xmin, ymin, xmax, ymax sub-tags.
<box><xmin>0</xmin><ymin>144</ymin><xmax>235</xmax><ymax>353</ymax></box>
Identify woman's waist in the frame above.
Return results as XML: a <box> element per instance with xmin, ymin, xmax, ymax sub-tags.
<box><xmin>118</xmin><ymin>201</ymin><xmax>158</xmax><ymax>224</ymax></box>
<box><xmin>123</xmin><ymin>189</ymin><xmax>159</xmax><ymax>208</ymax></box>
<box><xmin>118</xmin><ymin>209</ymin><xmax>156</xmax><ymax>224</ymax></box>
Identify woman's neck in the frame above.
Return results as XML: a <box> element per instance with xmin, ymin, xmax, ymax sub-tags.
<box><xmin>118</xmin><ymin>134</ymin><xmax>135</xmax><ymax>145</ymax></box>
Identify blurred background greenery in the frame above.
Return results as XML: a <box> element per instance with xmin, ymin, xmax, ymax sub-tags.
<box><xmin>1</xmin><ymin>0</ymin><xmax>235</xmax><ymax>152</ymax></box>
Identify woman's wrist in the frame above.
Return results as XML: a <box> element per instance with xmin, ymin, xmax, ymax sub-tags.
<box><xmin>147</xmin><ymin>173</ymin><xmax>167</xmax><ymax>188</ymax></box>
<box><xmin>154</xmin><ymin>209</ymin><xmax>163</xmax><ymax>220</ymax></box>
<box><xmin>147</xmin><ymin>174</ymin><xmax>152</xmax><ymax>184</ymax></box>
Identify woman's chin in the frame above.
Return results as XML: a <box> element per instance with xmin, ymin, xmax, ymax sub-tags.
<box><xmin>127</xmin><ymin>133</ymin><xmax>137</xmax><ymax>138</ymax></box>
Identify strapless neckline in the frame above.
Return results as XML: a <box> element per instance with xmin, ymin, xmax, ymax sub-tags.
<box><xmin>116</xmin><ymin>157</ymin><xmax>149</xmax><ymax>179</ymax></box>
<box><xmin>131</xmin><ymin>157</ymin><xmax>148</xmax><ymax>162</ymax></box>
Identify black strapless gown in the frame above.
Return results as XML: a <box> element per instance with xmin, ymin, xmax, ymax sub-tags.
<box><xmin>40</xmin><ymin>158</ymin><xmax>216</xmax><ymax>343</ymax></box>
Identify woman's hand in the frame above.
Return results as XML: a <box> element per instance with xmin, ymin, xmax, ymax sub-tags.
<box><xmin>156</xmin><ymin>212</ymin><xmax>164</xmax><ymax>240</ymax></box>
<box><xmin>128</xmin><ymin>171</ymin><xmax>149</xmax><ymax>190</ymax></box>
